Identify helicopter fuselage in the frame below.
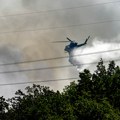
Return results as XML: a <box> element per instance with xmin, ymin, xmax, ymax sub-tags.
<box><xmin>64</xmin><ymin>40</ymin><xmax>88</xmax><ymax>53</ymax></box>
<box><xmin>53</xmin><ymin>36</ymin><xmax>90</xmax><ymax>54</ymax></box>
<box><xmin>64</xmin><ymin>42</ymin><xmax>78</xmax><ymax>53</ymax></box>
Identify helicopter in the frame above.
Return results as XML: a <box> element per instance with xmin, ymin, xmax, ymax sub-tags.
<box><xmin>53</xmin><ymin>36</ymin><xmax>90</xmax><ymax>54</ymax></box>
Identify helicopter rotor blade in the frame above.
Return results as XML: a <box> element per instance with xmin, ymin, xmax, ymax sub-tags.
<box><xmin>52</xmin><ymin>41</ymin><xmax>69</xmax><ymax>43</ymax></box>
<box><xmin>66</xmin><ymin>37</ymin><xmax>72</xmax><ymax>42</ymax></box>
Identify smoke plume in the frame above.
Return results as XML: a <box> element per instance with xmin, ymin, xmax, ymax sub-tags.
<box><xmin>0</xmin><ymin>0</ymin><xmax>120</xmax><ymax>98</ymax></box>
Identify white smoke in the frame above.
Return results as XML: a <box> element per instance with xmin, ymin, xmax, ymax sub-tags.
<box><xmin>68</xmin><ymin>38</ymin><xmax>120</xmax><ymax>71</ymax></box>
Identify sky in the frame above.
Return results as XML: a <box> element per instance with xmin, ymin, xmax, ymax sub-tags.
<box><xmin>0</xmin><ymin>0</ymin><xmax>120</xmax><ymax>98</ymax></box>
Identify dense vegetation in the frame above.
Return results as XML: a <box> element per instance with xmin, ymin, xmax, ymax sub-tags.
<box><xmin>1</xmin><ymin>60</ymin><xmax>120</xmax><ymax>120</ymax></box>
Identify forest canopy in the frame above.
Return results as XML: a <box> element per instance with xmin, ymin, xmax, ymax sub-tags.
<box><xmin>0</xmin><ymin>59</ymin><xmax>120</xmax><ymax>120</ymax></box>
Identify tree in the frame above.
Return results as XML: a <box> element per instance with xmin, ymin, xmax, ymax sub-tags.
<box><xmin>1</xmin><ymin>60</ymin><xmax>120</xmax><ymax>120</ymax></box>
<box><xmin>0</xmin><ymin>96</ymin><xmax>8</xmax><ymax>120</ymax></box>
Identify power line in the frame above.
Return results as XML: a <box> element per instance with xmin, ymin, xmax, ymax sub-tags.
<box><xmin>0</xmin><ymin>65</ymin><xmax>73</xmax><ymax>74</ymax></box>
<box><xmin>0</xmin><ymin>59</ymin><xmax>119</xmax><ymax>86</ymax></box>
<box><xmin>0</xmin><ymin>1</ymin><xmax>120</xmax><ymax>18</ymax></box>
<box><xmin>0</xmin><ymin>59</ymin><xmax>120</xmax><ymax>86</ymax></box>
<box><xmin>0</xmin><ymin>77</ymin><xmax>78</xmax><ymax>86</ymax></box>
<box><xmin>0</xmin><ymin>19</ymin><xmax>120</xmax><ymax>34</ymax></box>
<box><xmin>0</xmin><ymin>59</ymin><xmax>119</xmax><ymax>74</ymax></box>
<box><xmin>0</xmin><ymin>48</ymin><xmax>120</xmax><ymax>66</ymax></box>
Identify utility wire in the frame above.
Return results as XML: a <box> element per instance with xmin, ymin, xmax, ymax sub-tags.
<box><xmin>0</xmin><ymin>77</ymin><xmax>78</xmax><ymax>86</ymax></box>
<box><xmin>0</xmin><ymin>59</ymin><xmax>119</xmax><ymax>74</ymax></box>
<box><xmin>0</xmin><ymin>59</ymin><xmax>120</xmax><ymax>86</ymax></box>
<box><xmin>0</xmin><ymin>58</ymin><xmax>120</xmax><ymax>86</ymax></box>
<box><xmin>0</xmin><ymin>48</ymin><xmax>120</xmax><ymax>66</ymax></box>
<box><xmin>0</xmin><ymin>65</ymin><xmax>73</xmax><ymax>74</ymax></box>
<box><xmin>0</xmin><ymin>1</ymin><xmax>120</xmax><ymax>17</ymax></box>
<box><xmin>0</xmin><ymin>19</ymin><xmax>120</xmax><ymax>34</ymax></box>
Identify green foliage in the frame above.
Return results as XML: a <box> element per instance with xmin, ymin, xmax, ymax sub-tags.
<box><xmin>0</xmin><ymin>96</ymin><xmax>9</xmax><ymax>119</ymax></box>
<box><xmin>1</xmin><ymin>60</ymin><xmax>120</xmax><ymax>120</ymax></box>
<box><xmin>74</xmin><ymin>97</ymin><xmax>120</xmax><ymax>120</ymax></box>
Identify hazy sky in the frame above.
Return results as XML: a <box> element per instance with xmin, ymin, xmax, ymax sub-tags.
<box><xmin>0</xmin><ymin>0</ymin><xmax>120</xmax><ymax>98</ymax></box>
